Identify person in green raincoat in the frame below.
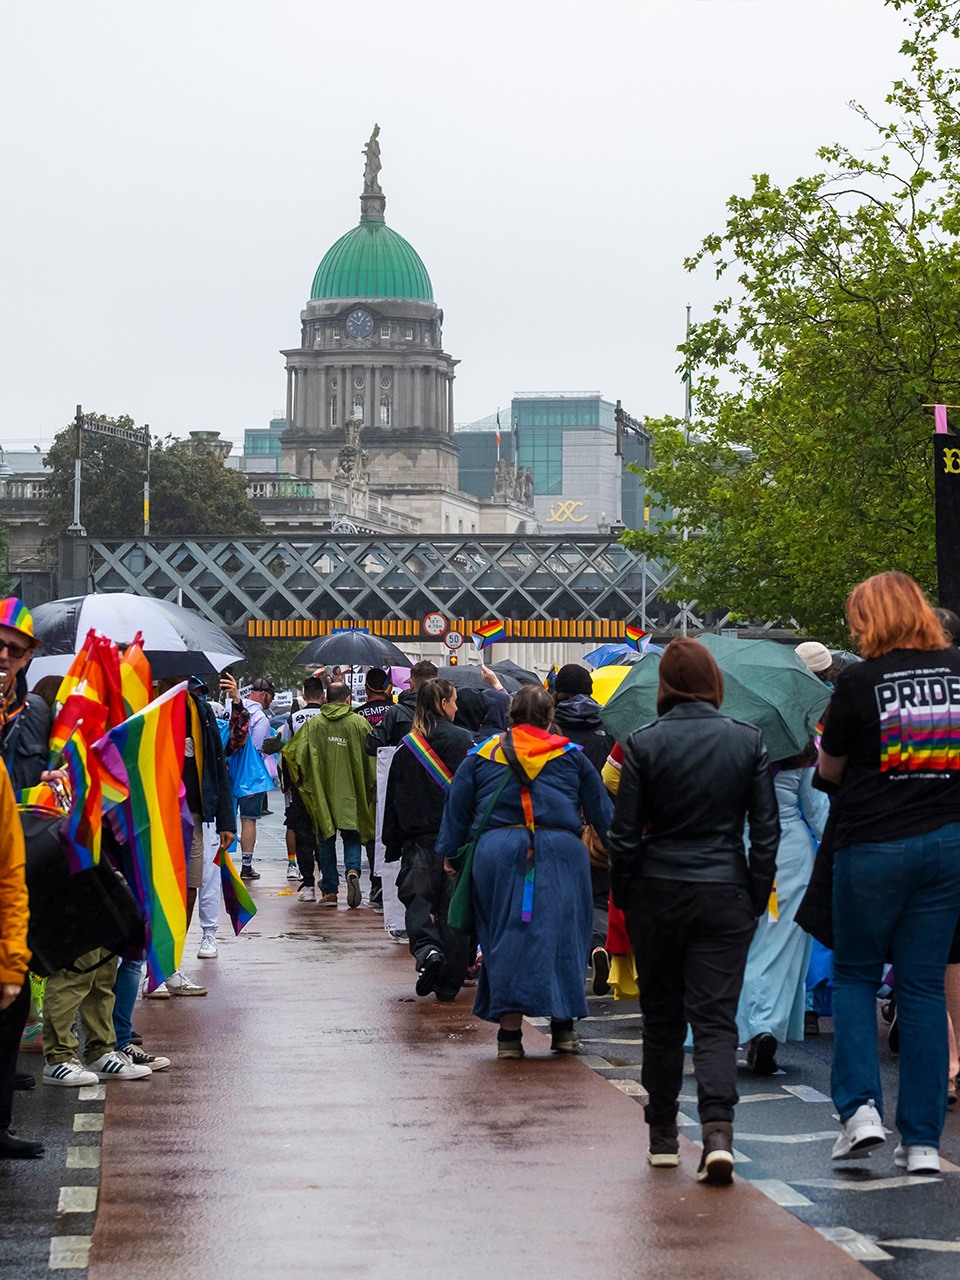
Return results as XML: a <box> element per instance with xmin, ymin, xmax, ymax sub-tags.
<box><xmin>281</xmin><ymin>682</ymin><xmax>376</xmax><ymax>909</ymax></box>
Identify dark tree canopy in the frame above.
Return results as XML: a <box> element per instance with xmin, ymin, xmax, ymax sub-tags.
<box><xmin>628</xmin><ymin>0</ymin><xmax>960</xmax><ymax>645</ymax></box>
<box><xmin>44</xmin><ymin>419</ymin><xmax>264</xmax><ymax>539</ymax></box>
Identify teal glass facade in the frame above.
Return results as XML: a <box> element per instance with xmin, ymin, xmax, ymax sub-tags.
<box><xmin>512</xmin><ymin>396</ymin><xmax>616</xmax><ymax>496</ymax></box>
<box><xmin>244</xmin><ymin>417</ymin><xmax>286</xmax><ymax>459</ymax></box>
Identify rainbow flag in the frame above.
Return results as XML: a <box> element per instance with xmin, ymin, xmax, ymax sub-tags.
<box><xmin>93</xmin><ymin>683</ymin><xmax>188</xmax><ymax>990</ymax></box>
<box><xmin>217</xmin><ymin>848</ymin><xmax>257</xmax><ymax>934</ymax></box>
<box><xmin>57</xmin><ymin>697</ymin><xmax>112</xmax><ymax>871</ymax></box>
<box><xmin>625</xmin><ymin>624</ymin><xmax>648</xmax><ymax>651</ymax></box>
<box><xmin>472</xmin><ymin>620</ymin><xmax>507</xmax><ymax>651</ymax></box>
<box><xmin>55</xmin><ymin>630</ymin><xmax>127</xmax><ymax>730</ymax></box>
<box><xmin>120</xmin><ymin>632</ymin><xmax>152</xmax><ymax>717</ymax></box>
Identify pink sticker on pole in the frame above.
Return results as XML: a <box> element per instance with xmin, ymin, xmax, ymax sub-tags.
<box><xmin>935</xmin><ymin>404</ymin><xmax>949</xmax><ymax>434</ymax></box>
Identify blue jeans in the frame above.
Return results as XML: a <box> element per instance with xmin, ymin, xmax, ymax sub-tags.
<box><xmin>832</xmin><ymin>821</ymin><xmax>960</xmax><ymax>1147</ymax></box>
<box><xmin>317</xmin><ymin>830</ymin><xmax>362</xmax><ymax>895</ymax></box>
<box><xmin>113</xmin><ymin>958</ymin><xmax>145</xmax><ymax>1050</ymax></box>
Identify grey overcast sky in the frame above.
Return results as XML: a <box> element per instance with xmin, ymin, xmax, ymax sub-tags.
<box><xmin>0</xmin><ymin>0</ymin><xmax>911</xmax><ymax>453</ymax></box>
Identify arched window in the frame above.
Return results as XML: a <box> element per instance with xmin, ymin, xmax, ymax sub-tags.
<box><xmin>329</xmin><ymin>396</ymin><xmax>338</xmax><ymax>427</ymax></box>
<box><xmin>379</xmin><ymin>396</ymin><xmax>391</xmax><ymax>426</ymax></box>
<box><xmin>352</xmin><ymin>395</ymin><xmax>364</xmax><ymax>421</ymax></box>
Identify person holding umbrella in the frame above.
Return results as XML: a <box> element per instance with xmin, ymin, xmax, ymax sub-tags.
<box><xmin>606</xmin><ymin>638</ymin><xmax>779</xmax><ymax>1184</ymax></box>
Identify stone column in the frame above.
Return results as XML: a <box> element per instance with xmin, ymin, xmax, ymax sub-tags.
<box><xmin>447</xmin><ymin>373</ymin><xmax>455</xmax><ymax>435</ymax></box>
<box><xmin>285</xmin><ymin>367</ymin><xmax>293</xmax><ymax>430</ymax></box>
<box><xmin>412</xmin><ymin>366</ymin><xmax>421</xmax><ymax>427</ymax></box>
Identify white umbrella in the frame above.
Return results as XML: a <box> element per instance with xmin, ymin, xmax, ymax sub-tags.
<box><xmin>29</xmin><ymin>593</ymin><xmax>243</xmax><ymax>680</ymax></box>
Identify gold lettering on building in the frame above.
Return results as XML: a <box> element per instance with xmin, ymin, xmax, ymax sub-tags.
<box><xmin>546</xmin><ymin>500</ymin><xmax>589</xmax><ymax>523</ymax></box>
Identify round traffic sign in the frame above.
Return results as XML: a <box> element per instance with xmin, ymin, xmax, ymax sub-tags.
<box><xmin>422</xmin><ymin>611</ymin><xmax>447</xmax><ymax>637</ymax></box>
<box><xmin>444</xmin><ymin>630</ymin><xmax>464</xmax><ymax>650</ymax></box>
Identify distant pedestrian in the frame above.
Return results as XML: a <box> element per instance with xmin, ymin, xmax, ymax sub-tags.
<box><xmin>606</xmin><ymin>638</ymin><xmax>779</xmax><ymax>1184</ymax></box>
<box><xmin>238</xmin><ymin>677</ymin><xmax>275</xmax><ymax>880</ymax></box>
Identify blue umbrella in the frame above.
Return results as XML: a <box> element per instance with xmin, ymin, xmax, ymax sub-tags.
<box><xmin>585</xmin><ymin>642</ymin><xmax>660</xmax><ymax>669</ymax></box>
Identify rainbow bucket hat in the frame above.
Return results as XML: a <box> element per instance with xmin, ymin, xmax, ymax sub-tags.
<box><xmin>0</xmin><ymin>597</ymin><xmax>37</xmax><ymax>645</ymax></box>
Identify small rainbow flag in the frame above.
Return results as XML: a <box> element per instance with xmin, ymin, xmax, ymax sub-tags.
<box><xmin>625</xmin><ymin>624</ymin><xmax>648</xmax><ymax>652</ymax></box>
<box><xmin>93</xmin><ymin>683</ymin><xmax>188</xmax><ymax>991</ymax></box>
<box><xmin>120</xmin><ymin>632</ymin><xmax>152</xmax><ymax>717</ymax></box>
<box><xmin>472</xmin><ymin>620</ymin><xmax>507</xmax><ymax>651</ymax></box>
<box><xmin>217</xmin><ymin>847</ymin><xmax>257</xmax><ymax>934</ymax></box>
<box><xmin>55</xmin><ymin>631</ymin><xmax>127</xmax><ymax>730</ymax></box>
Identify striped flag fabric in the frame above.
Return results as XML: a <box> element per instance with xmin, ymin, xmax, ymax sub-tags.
<box><xmin>218</xmin><ymin>848</ymin><xmax>257</xmax><ymax>934</ymax></box>
<box><xmin>93</xmin><ymin>683</ymin><xmax>189</xmax><ymax>990</ymax></box>
<box><xmin>119</xmin><ymin>632</ymin><xmax>152</xmax><ymax>717</ymax></box>
<box><xmin>472</xmin><ymin>620</ymin><xmax>507</xmax><ymax>651</ymax></box>
<box><xmin>625</xmin><ymin>624</ymin><xmax>648</xmax><ymax>651</ymax></box>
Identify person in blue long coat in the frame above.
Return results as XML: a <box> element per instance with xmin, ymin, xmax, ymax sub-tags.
<box><xmin>436</xmin><ymin>685</ymin><xmax>613</xmax><ymax>1059</ymax></box>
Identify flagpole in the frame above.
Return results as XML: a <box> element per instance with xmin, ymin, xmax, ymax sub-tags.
<box><xmin>496</xmin><ymin>408</ymin><xmax>501</xmax><ymax>464</ymax></box>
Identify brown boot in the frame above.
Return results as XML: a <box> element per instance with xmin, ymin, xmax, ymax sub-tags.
<box><xmin>647</xmin><ymin>1122</ymin><xmax>680</xmax><ymax>1168</ymax></box>
<box><xmin>697</xmin><ymin>1121</ymin><xmax>734</xmax><ymax>1185</ymax></box>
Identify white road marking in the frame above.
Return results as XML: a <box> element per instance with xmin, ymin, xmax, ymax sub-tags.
<box><xmin>782</xmin><ymin>1085</ymin><xmax>832</xmax><ymax>1103</ymax></box>
<box><xmin>681</xmin><ymin>1092</ymin><xmax>787</xmax><ymax>1104</ymax></box>
<box><xmin>736</xmin><ymin>1131</ymin><xmax>837</xmax><ymax>1144</ymax></box>
<box><xmin>65</xmin><ymin>1146</ymin><xmax>101</xmax><ymax>1170</ymax></box>
<box><xmin>880</xmin><ymin>1239</ymin><xmax>960</xmax><ymax>1253</ymax></box>
<box><xmin>816</xmin><ymin>1227</ymin><xmax>893</xmax><ymax>1262</ymax></box>
<box><xmin>796</xmin><ymin>1176</ymin><xmax>941</xmax><ymax>1192</ymax></box>
<box><xmin>578</xmin><ymin>1055</ymin><xmax>616</xmax><ymax>1069</ymax></box>
<box><xmin>49</xmin><ymin>1236</ymin><xmax>93</xmax><ymax>1269</ymax></box>
<box><xmin>77</xmin><ymin>1084</ymin><xmax>106</xmax><ymax>1101</ymax></box>
<box><xmin>57</xmin><ymin>1186</ymin><xmax>99</xmax><ymax>1214</ymax></box>
<box><xmin>72</xmin><ymin>1113</ymin><xmax>104</xmax><ymax>1132</ymax></box>
<box><xmin>748</xmin><ymin>1179</ymin><xmax>813</xmax><ymax>1207</ymax></box>
<box><xmin>580</xmin><ymin>1037</ymin><xmax>644</xmax><ymax>1045</ymax></box>
<box><xmin>609</xmin><ymin>1079</ymin><xmax>647</xmax><ymax>1098</ymax></box>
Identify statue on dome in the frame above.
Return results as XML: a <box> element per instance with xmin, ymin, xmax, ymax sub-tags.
<box><xmin>362</xmin><ymin>125</ymin><xmax>382</xmax><ymax>195</ymax></box>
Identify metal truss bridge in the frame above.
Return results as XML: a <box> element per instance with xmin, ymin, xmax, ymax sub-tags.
<box><xmin>86</xmin><ymin>534</ymin><xmax>692</xmax><ymax>634</ymax></box>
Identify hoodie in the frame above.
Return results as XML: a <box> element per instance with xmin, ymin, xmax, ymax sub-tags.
<box><xmin>552</xmin><ymin>694</ymin><xmax>612</xmax><ymax>774</ymax></box>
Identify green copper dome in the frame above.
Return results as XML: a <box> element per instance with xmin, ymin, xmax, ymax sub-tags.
<box><xmin>311</xmin><ymin>220</ymin><xmax>434</xmax><ymax>302</ymax></box>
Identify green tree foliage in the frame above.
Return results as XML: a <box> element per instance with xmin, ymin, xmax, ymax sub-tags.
<box><xmin>628</xmin><ymin>0</ymin><xmax>960</xmax><ymax>644</ymax></box>
<box><xmin>233</xmin><ymin>637</ymin><xmax>306</xmax><ymax>695</ymax></box>
<box><xmin>44</xmin><ymin>419</ymin><xmax>264</xmax><ymax>539</ymax></box>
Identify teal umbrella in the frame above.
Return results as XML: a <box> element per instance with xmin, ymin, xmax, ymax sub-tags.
<box><xmin>600</xmin><ymin>634</ymin><xmax>831</xmax><ymax>762</ymax></box>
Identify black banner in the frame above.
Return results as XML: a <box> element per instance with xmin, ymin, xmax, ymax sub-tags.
<box><xmin>935</xmin><ymin>433</ymin><xmax>960</xmax><ymax>614</ymax></box>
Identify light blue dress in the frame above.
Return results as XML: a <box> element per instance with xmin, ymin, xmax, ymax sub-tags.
<box><xmin>737</xmin><ymin>768</ymin><xmax>829</xmax><ymax>1045</ymax></box>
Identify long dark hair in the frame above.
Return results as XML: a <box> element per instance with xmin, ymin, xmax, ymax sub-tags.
<box><xmin>412</xmin><ymin>678</ymin><xmax>456</xmax><ymax>735</ymax></box>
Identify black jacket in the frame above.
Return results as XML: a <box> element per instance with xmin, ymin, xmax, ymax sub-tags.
<box><xmin>364</xmin><ymin>690</ymin><xmax>417</xmax><ymax>754</ymax></box>
<box><xmin>381</xmin><ymin>719</ymin><xmax>475</xmax><ymax>859</ymax></box>
<box><xmin>0</xmin><ymin>676</ymin><xmax>52</xmax><ymax>792</ymax></box>
<box><xmin>552</xmin><ymin>695</ymin><xmax>612</xmax><ymax>774</ymax></box>
<box><xmin>183</xmin><ymin>696</ymin><xmax>236</xmax><ymax>832</ymax></box>
<box><xmin>607</xmin><ymin>703</ymin><xmax>779</xmax><ymax>916</ymax></box>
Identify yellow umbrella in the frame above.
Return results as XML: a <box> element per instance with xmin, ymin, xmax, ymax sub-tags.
<box><xmin>590</xmin><ymin>665</ymin><xmax>632</xmax><ymax>706</ymax></box>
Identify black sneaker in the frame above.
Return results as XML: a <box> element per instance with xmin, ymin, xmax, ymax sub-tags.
<box><xmin>697</xmin><ymin>1122</ymin><xmax>734</xmax><ymax>1185</ymax></box>
<box><xmin>591</xmin><ymin>947</ymin><xmax>612</xmax><ymax>996</ymax></box>
<box><xmin>239</xmin><ymin>863</ymin><xmax>260</xmax><ymax>881</ymax></box>
<box><xmin>416</xmin><ymin>949</ymin><xmax>444</xmax><ymax>996</ymax></box>
<box><xmin>346</xmin><ymin>870</ymin><xmax>362</xmax><ymax>909</ymax></box>
<box><xmin>746</xmin><ymin>1032</ymin><xmax>778</xmax><ymax>1076</ymax></box>
<box><xmin>13</xmin><ymin>1071</ymin><xmax>35</xmax><ymax>1091</ymax></box>
<box><xmin>0</xmin><ymin>1128</ymin><xmax>44</xmax><ymax>1159</ymax></box>
<box><xmin>647</xmin><ymin>1123</ymin><xmax>680</xmax><ymax>1168</ymax></box>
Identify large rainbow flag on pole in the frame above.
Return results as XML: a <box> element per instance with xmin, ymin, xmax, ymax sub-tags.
<box><xmin>94</xmin><ymin>683</ymin><xmax>189</xmax><ymax>990</ymax></box>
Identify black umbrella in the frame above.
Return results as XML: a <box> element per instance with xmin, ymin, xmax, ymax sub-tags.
<box><xmin>489</xmin><ymin>659</ymin><xmax>541</xmax><ymax>687</ymax></box>
<box><xmin>295</xmin><ymin>632</ymin><xmax>412</xmax><ymax>668</ymax></box>
<box><xmin>435</xmin><ymin>664</ymin><xmax>523</xmax><ymax>694</ymax></box>
<box><xmin>29</xmin><ymin>593</ymin><xmax>244</xmax><ymax>680</ymax></box>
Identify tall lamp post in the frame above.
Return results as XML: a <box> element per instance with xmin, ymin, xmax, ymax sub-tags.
<box><xmin>69</xmin><ymin>406</ymin><xmax>152</xmax><ymax>537</ymax></box>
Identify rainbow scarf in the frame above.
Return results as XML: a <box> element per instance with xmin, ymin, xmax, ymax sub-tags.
<box><xmin>473</xmin><ymin>726</ymin><xmax>580</xmax><ymax>921</ymax></box>
<box><xmin>217</xmin><ymin>847</ymin><xmax>257</xmax><ymax>934</ymax></box>
<box><xmin>472</xmin><ymin>620</ymin><xmax>507</xmax><ymax>651</ymax></box>
<box><xmin>401</xmin><ymin>731</ymin><xmax>454</xmax><ymax>789</ymax></box>
<box><xmin>93</xmin><ymin>684</ymin><xmax>188</xmax><ymax>991</ymax></box>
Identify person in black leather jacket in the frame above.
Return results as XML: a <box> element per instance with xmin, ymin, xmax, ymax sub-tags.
<box><xmin>606</xmin><ymin>637</ymin><xmax>779</xmax><ymax>1185</ymax></box>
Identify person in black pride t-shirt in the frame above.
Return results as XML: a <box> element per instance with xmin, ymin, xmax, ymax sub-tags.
<box><xmin>819</xmin><ymin>572</ymin><xmax>960</xmax><ymax>1175</ymax></box>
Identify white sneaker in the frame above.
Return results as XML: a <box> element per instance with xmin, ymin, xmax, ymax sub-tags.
<box><xmin>87</xmin><ymin>1051</ymin><xmax>152</xmax><ymax>1081</ymax></box>
<box><xmin>43</xmin><ymin>1059</ymin><xmax>99</xmax><ymax>1088</ymax></box>
<box><xmin>297</xmin><ymin>886</ymin><xmax>317</xmax><ymax>902</ymax></box>
<box><xmin>832</xmin><ymin>1101</ymin><xmax>885</xmax><ymax>1160</ymax></box>
<box><xmin>197</xmin><ymin>932</ymin><xmax>219</xmax><ymax>959</ymax></box>
<box><xmin>119</xmin><ymin>1045</ymin><xmax>171</xmax><ymax>1072</ymax></box>
<box><xmin>388</xmin><ymin>928</ymin><xmax>409</xmax><ymax>944</ymax></box>
<box><xmin>143</xmin><ymin>980</ymin><xmax>170</xmax><ymax>999</ymax></box>
<box><xmin>286</xmin><ymin>861</ymin><xmax>300</xmax><ymax>880</ymax></box>
<box><xmin>164</xmin><ymin>970</ymin><xmax>207</xmax><ymax>996</ymax></box>
<box><xmin>894</xmin><ymin>1143</ymin><xmax>941</xmax><ymax>1175</ymax></box>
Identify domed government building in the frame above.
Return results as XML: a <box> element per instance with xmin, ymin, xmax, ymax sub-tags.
<box><xmin>276</xmin><ymin>127</ymin><xmax>534</xmax><ymax>535</ymax></box>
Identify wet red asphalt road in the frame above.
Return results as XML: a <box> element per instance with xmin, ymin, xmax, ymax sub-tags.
<box><xmin>87</xmin><ymin>873</ymin><xmax>869</xmax><ymax>1280</ymax></box>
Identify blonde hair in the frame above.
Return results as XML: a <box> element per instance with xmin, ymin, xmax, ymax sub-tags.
<box><xmin>846</xmin><ymin>571</ymin><xmax>948</xmax><ymax>659</ymax></box>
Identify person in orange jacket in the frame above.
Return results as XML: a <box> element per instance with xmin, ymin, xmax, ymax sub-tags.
<box><xmin>0</xmin><ymin>761</ymin><xmax>42</xmax><ymax>1158</ymax></box>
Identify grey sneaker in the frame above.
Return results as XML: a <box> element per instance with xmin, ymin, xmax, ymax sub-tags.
<box><xmin>197</xmin><ymin>932</ymin><xmax>219</xmax><ymax>959</ymax></box>
<box><xmin>832</xmin><ymin>1102</ymin><xmax>885</xmax><ymax>1160</ymax></box>
<box><xmin>164</xmin><ymin>971</ymin><xmax>207</xmax><ymax>997</ymax></box>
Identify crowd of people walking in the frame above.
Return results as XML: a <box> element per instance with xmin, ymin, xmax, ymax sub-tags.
<box><xmin>3</xmin><ymin>570</ymin><xmax>960</xmax><ymax>1193</ymax></box>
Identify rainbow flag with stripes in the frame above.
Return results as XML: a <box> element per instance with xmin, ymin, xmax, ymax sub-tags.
<box><xmin>218</xmin><ymin>848</ymin><xmax>257</xmax><ymax>934</ymax></box>
<box><xmin>624</xmin><ymin>624</ymin><xmax>648</xmax><ymax>651</ymax></box>
<box><xmin>472</xmin><ymin>620</ymin><xmax>507</xmax><ymax>651</ymax></box>
<box><xmin>93</xmin><ymin>683</ymin><xmax>189</xmax><ymax>990</ymax></box>
<box><xmin>55</xmin><ymin>630</ymin><xmax>127</xmax><ymax>730</ymax></box>
<box><xmin>120</xmin><ymin>632</ymin><xmax>152</xmax><ymax>717</ymax></box>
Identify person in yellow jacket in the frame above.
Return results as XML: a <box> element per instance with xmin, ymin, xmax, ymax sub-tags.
<box><xmin>0</xmin><ymin>763</ymin><xmax>42</xmax><ymax>1158</ymax></box>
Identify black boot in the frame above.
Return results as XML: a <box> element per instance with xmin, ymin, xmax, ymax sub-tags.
<box><xmin>13</xmin><ymin>1071</ymin><xmax>35</xmax><ymax>1091</ymax></box>
<box><xmin>697</xmin><ymin>1121</ymin><xmax>734</xmax><ymax>1185</ymax></box>
<box><xmin>0</xmin><ymin>1128</ymin><xmax>44</xmax><ymax>1159</ymax></box>
<box><xmin>647</xmin><ymin>1122</ymin><xmax>680</xmax><ymax>1168</ymax></box>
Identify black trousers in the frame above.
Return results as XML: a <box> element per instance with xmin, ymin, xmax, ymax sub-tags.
<box><xmin>626</xmin><ymin>878</ymin><xmax>757</xmax><ymax>1126</ymax></box>
<box><xmin>591</xmin><ymin>864</ymin><xmax>610</xmax><ymax>951</ymax></box>
<box><xmin>0</xmin><ymin>980</ymin><xmax>30</xmax><ymax>1130</ymax></box>
<box><xmin>396</xmin><ymin>838</ymin><xmax>471</xmax><ymax>998</ymax></box>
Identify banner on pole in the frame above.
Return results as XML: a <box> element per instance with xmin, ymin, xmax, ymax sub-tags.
<box><xmin>935</xmin><ymin>433</ymin><xmax>960</xmax><ymax>614</ymax></box>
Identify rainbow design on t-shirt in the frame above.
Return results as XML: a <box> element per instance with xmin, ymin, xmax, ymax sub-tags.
<box><xmin>876</xmin><ymin>673</ymin><xmax>960</xmax><ymax>772</ymax></box>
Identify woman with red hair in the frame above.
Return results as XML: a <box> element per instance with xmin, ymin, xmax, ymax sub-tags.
<box><xmin>820</xmin><ymin>571</ymin><xmax>960</xmax><ymax>1175</ymax></box>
